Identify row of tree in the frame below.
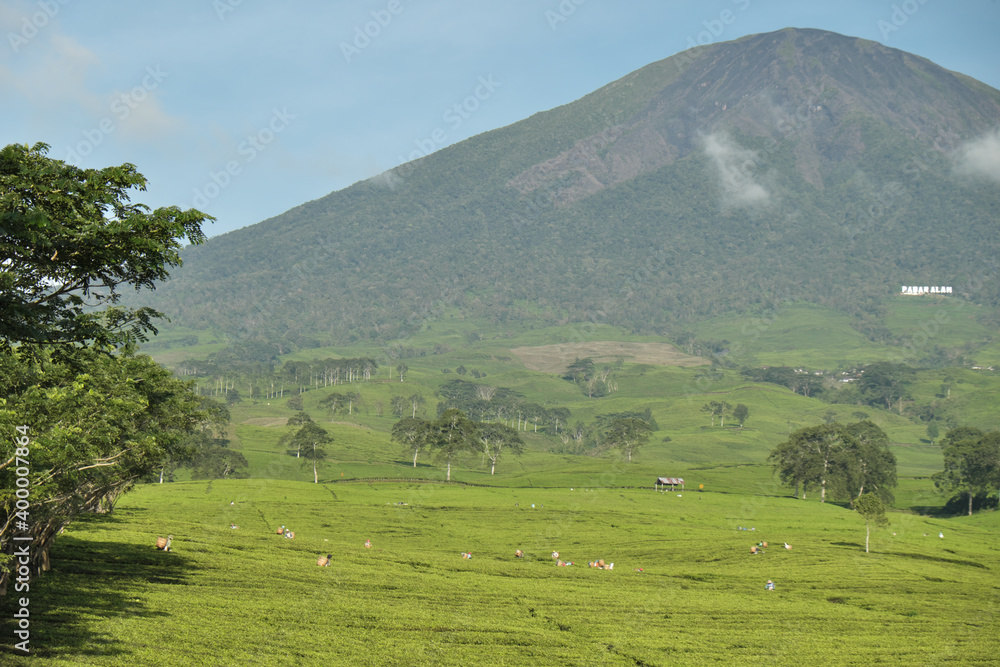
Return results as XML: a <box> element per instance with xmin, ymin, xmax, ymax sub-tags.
<box><xmin>436</xmin><ymin>379</ymin><xmax>571</xmax><ymax>433</ymax></box>
<box><xmin>391</xmin><ymin>409</ymin><xmax>525</xmax><ymax>477</ymax></box>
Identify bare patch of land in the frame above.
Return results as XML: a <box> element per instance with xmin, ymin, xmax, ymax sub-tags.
<box><xmin>509</xmin><ymin>341</ymin><xmax>709</xmax><ymax>373</ymax></box>
<box><xmin>240</xmin><ymin>417</ymin><xmax>288</xmax><ymax>427</ymax></box>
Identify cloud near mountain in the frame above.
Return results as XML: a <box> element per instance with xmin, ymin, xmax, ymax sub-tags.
<box><xmin>702</xmin><ymin>131</ymin><xmax>770</xmax><ymax>207</ymax></box>
<box><xmin>955</xmin><ymin>128</ymin><xmax>1000</xmax><ymax>184</ymax></box>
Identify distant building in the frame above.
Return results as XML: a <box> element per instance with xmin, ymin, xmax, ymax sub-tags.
<box><xmin>656</xmin><ymin>477</ymin><xmax>684</xmax><ymax>491</ymax></box>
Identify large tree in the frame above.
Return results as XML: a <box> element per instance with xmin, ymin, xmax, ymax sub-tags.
<box><xmin>602</xmin><ymin>417</ymin><xmax>652</xmax><ymax>463</ymax></box>
<box><xmin>842</xmin><ymin>420</ymin><xmax>897</xmax><ymax>504</ymax></box>
<box><xmin>478</xmin><ymin>422</ymin><xmax>524</xmax><ymax>475</ymax></box>
<box><xmin>391</xmin><ymin>417</ymin><xmax>429</xmax><ymax>467</ymax></box>
<box><xmin>769</xmin><ymin>422</ymin><xmax>896</xmax><ymax>504</ymax></box>
<box><xmin>287</xmin><ymin>422</ymin><xmax>332</xmax><ymax>483</ymax></box>
<box><xmin>0</xmin><ymin>349</ymin><xmax>208</xmax><ymax>591</ymax></box>
<box><xmin>426</xmin><ymin>409</ymin><xmax>479</xmax><ymax>481</ymax></box>
<box><xmin>0</xmin><ymin>142</ymin><xmax>211</xmax><ymax>350</ymax></box>
<box><xmin>0</xmin><ymin>143</ymin><xmax>212</xmax><ymax>594</ymax></box>
<box><xmin>933</xmin><ymin>428</ymin><xmax>1000</xmax><ymax>515</ymax></box>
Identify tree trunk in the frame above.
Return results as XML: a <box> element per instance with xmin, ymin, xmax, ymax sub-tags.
<box><xmin>865</xmin><ymin>521</ymin><xmax>870</xmax><ymax>553</ymax></box>
<box><xmin>446</xmin><ymin>460</ymin><xmax>451</xmax><ymax>481</ymax></box>
<box><xmin>413</xmin><ymin>451</ymin><xmax>418</xmax><ymax>467</ymax></box>
<box><xmin>969</xmin><ymin>490</ymin><xmax>974</xmax><ymax>516</ymax></box>
<box><xmin>491</xmin><ymin>461</ymin><xmax>495</xmax><ymax>475</ymax></box>
<box><xmin>313</xmin><ymin>461</ymin><xmax>318</xmax><ymax>484</ymax></box>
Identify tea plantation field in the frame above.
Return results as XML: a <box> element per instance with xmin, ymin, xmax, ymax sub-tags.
<box><xmin>5</xmin><ymin>480</ymin><xmax>998</xmax><ymax>665</ymax></box>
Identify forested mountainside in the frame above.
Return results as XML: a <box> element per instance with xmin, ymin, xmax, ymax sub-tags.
<box><xmin>143</xmin><ymin>28</ymin><xmax>1000</xmax><ymax>347</ymax></box>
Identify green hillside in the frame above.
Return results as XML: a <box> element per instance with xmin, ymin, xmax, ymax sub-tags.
<box><xmin>132</xmin><ymin>28</ymin><xmax>1000</xmax><ymax>350</ymax></box>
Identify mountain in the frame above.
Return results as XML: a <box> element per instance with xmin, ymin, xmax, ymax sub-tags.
<box><xmin>146</xmin><ymin>28</ymin><xmax>1000</xmax><ymax>349</ymax></box>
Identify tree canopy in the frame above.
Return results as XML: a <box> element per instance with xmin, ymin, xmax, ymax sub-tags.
<box><xmin>0</xmin><ymin>144</ymin><xmax>213</xmax><ymax>593</ymax></box>
<box><xmin>0</xmin><ymin>142</ymin><xmax>212</xmax><ymax>350</ymax></box>
<box><xmin>768</xmin><ymin>421</ymin><xmax>897</xmax><ymax>504</ymax></box>
<box><xmin>933</xmin><ymin>427</ymin><xmax>1000</xmax><ymax>515</ymax></box>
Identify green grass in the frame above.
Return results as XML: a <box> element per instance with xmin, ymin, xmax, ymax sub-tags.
<box><xmin>8</xmin><ymin>480</ymin><xmax>999</xmax><ymax>665</ymax></box>
<box><xmin>68</xmin><ymin>312</ymin><xmax>1000</xmax><ymax>663</ymax></box>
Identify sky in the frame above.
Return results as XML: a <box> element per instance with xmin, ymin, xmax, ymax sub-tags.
<box><xmin>2</xmin><ymin>0</ymin><xmax>998</xmax><ymax>238</ymax></box>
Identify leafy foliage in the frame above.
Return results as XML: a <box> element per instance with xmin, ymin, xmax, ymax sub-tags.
<box><xmin>933</xmin><ymin>427</ymin><xmax>1000</xmax><ymax>515</ymax></box>
<box><xmin>0</xmin><ymin>142</ymin><xmax>211</xmax><ymax>350</ymax></box>
<box><xmin>854</xmin><ymin>492</ymin><xmax>889</xmax><ymax>553</ymax></box>
<box><xmin>769</xmin><ymin>421</ymin><xmax>897</xmax><ymax>504</ymax></box>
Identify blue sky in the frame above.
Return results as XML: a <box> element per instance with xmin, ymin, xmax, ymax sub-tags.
<box><xmin>2</xmin><ymin>0</ymin><xmax>998</xmax><ymax>237</ymax></box>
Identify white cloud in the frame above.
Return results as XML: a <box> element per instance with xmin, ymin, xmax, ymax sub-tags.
<box><xmin>703</xmin><ymin>132</ymin><xmax>770</xmax><ymax>207</ymax></box>
<box><xmin>954</xmin><ymin>128</ymin><xmax>1000</xmax><ymax>184</ymax></box>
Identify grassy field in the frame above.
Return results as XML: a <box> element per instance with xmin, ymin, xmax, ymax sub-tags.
<box><xmin>7</xmin><ymin>309</ymin><xmax>1000</xmax><ymax>664</ymax></box>
<box><xmin>5</xmin><ymin>480</ymin><xmax>999</xmax><ymax>665</ymax></box>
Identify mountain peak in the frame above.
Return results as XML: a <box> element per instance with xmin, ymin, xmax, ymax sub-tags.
<box><xmin>151</xmin><ymin>28</ymin><xmax>1000</xmax><ymax>347</ymax></box>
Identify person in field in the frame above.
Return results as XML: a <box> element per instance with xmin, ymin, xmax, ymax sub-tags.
<box><xmin>765</xmin><ymin>580</ymin><xmax>775</xmax><ymax>590</ymax></box>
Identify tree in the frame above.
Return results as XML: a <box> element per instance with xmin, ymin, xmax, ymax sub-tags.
<box><xmin>0</xmin><ymin>348</ymin><xmax>207</xmax><ymax>592</ymax></box>
<box><xmin>408</xmin><ymin>393</ymin><xmax>426</xmax><ymax>418</ymax></box>
<box><xmin>769</xmin><ymin>421</ymin><xmax>898</xmax><ymax>504</ymax></box>
<box><xmin>602</xmin><ymin>417</ymin><xmax>651</xmax><ymax>463</ymax></box>
<box><xmin>926</xmin><ymin>421</ymin><xmax>940</xmax><ymax>445</ymax></box>
<box><xmin>564</xmin><ymin>357</ymin><xmax>595</xmax><ymax>383</ymax></box>
<box><xmin>769</xmin><ymin>424</ymin><xmax>848</xmax><ymax>502</ymax></box>
<box><xmin>842</xmin><ymin>420</ymin><xmax>897</xmax><ymax>503</ymax></box>
<box><xmin>717</xmin><ymin>401</ymin><xmax>732</xmax><ymax>428</ymax></box>
<box><xmin>478</xmin><ymin>422</ymin><xmax>524</xmax><ymax>474</ymax></box>
<box><xmin>854</xmin><ymin>492</ymin><xmax>888</xmax><ymax>553</ymax></box>
<box><xmin>0</xmin><ymin>142</ymin><xmax>211</xmax><ymax>351</ymax></box>
<box><xmin>391</xmin><ymin>395</ymin><xmax>408</xmax><ymax>418</ymax></box>
<box><xmin>733</xmin><ymin>403</ymin><xmax>749</xmax><ymax>428</ymax></box>
<box><xmin>857</xmin><ymin>362</ymin><xmax>914</xmax><ymax>413</ymax></box>
<box><xmin>701</xmin><ymin>401</ymin><xmax>719</xmax><ymax>427</ymax></box>
<box><xmin>933</xmin><ymin>428</ymin><xmax>1000</xmax><ymax>515</ymax></box>
<box><xmin>426</xmin><ymin>409</ymin><xmax>479</xmax><ymax>481</ymax></box>
<box><xmin>391</xmin><ymin>417</ymin><xmax>429</xmax><ymax>467</ymax></box>
<box><xmin>396</xmin><ymin>363</ymin><xmax>408</xmax><ymax>382</ymax></box>
<box><xmin>279</xmin><ymin>412</ymin><xmax>314</xmax><ymax>457</ymax></box>
<box><xmin>286</xmin><ymin>421</ymin><xmax>332</xmax><ymax>483</ymax></box>
<box><xmin>0</xmin><ymin>145</ymin><xmax>211</xmax><ymax>593</ymax></box>
<box><xmin>188</xmin><ymin>440</ymin><xmax>249</xmax><ymax>480</ymax></box>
